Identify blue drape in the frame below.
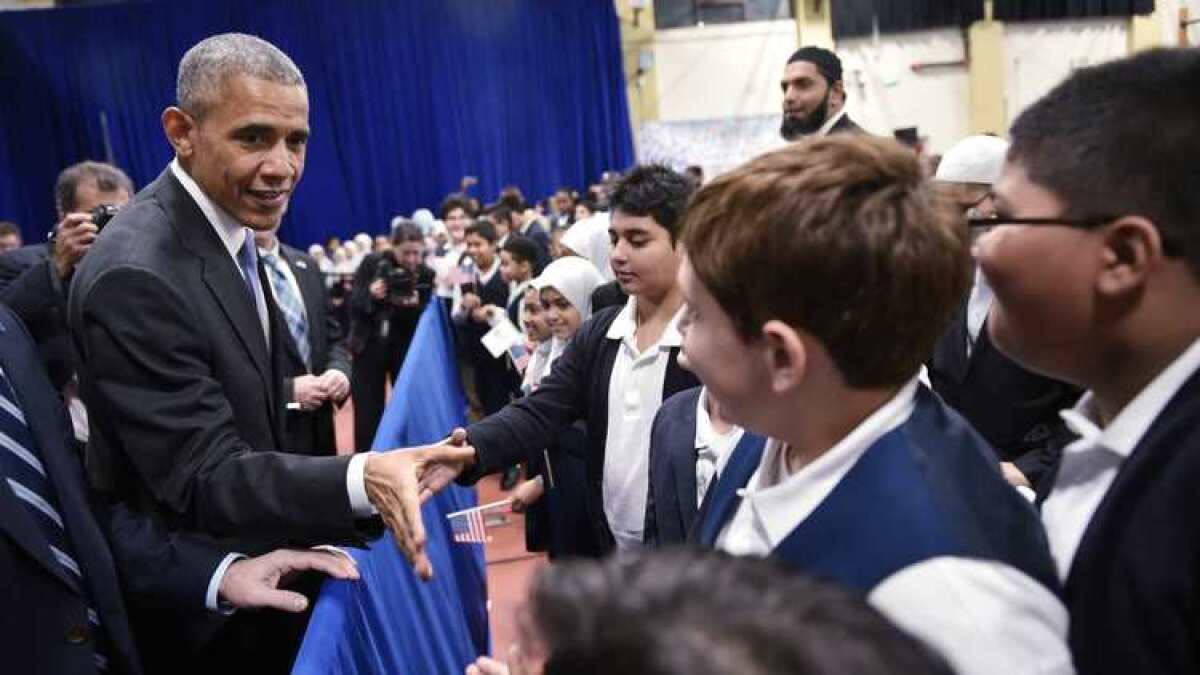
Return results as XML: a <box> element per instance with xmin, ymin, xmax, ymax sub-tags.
<box><xmin>0</xmin><ymin>0</ymin><xmax>634</xmax><ymax>248</ymax></box>
<box><xmin>293</xmin><ymin>300</ymin><xmax>489</xmax><ymax>675</ymax></box>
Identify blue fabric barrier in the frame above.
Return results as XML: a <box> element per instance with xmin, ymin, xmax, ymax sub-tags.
<box><xmin>293</xmin><ymin>301</ymin><xmax>488</xmax><ymax>674</ymax></box>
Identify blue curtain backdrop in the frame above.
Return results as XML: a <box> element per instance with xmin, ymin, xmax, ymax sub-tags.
<box><xmin>0</xmin><ymin>0</ymin><xmax>634</xmax><ymax>248</ymax></box>
<box><xmin>293</xmin><ymin>300</ymin><xmax>489</xmax><ymax>674</ymax></box>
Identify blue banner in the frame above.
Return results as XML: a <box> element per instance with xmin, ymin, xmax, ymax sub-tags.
<box><xmin>293</xmin><ymin>301</ymin><xmax>488</xmax><ymax>674</ymax></box>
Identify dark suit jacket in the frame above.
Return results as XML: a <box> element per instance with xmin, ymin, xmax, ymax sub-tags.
<box><xmin>462</xmin><ymin>305</ymin><xmax>699</xmax><ymax>554</ymax></box>
<box><xmin>928</xmin><ymin>307</ymin><xmax>1080</xmax><ymax>488</ymax></box>
<box><xmin>643</xmin><ymin>386</ymin><xmax>703</xmax><ymax>548</ymax></box>
<box><xmin>1051</xmin><ymin>365</ymin><xmax>1200</xmax><ymax>674</ymax></box>
<box><xmin>0</xmin><ymin>244</ymin><xmax>75</xmax><ymax>390</ymax></box>
<box><xmin>590</xmin><ymin>280</ymin><xmax>628</xmax><ymax>314</ymax></box>
<box><xmin>273</xmin><ymin>243</ymin><xmax>351</xmax><ymax>455</ymax></box>
<box><xmin>68</xmin><ymin>169</ymin><xmax>371</xmax><ymax>549</ymax></box>
<box><xmin>0</xmin><ymin>304</ymin><xmax>142</xmax><ymax>675</ymax></box>
<box><xmin>828</xmin><ymin>113</ymin><xmax>864</xmax><ymax>135</ymax></box>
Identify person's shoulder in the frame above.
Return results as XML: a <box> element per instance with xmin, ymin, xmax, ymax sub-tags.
<box><xmin>0</xmin><ymin>243</ymin><xmax>50</xmax><ymax>275</ymax></box>
<box><xmin>660</xmin><ymin>386</ymin><xmax>703</xmax><ymax>418</ymax></box>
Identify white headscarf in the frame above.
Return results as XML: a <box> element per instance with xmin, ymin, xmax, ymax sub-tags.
<box><xmin>532</xmin><ymin>256</ymin><xmax>605</xmax><ymax>369</ymax></box>
<box><xmin>560</xmin><ymin>212</ymin><xmax>614</xmax><ymax>281</ymax></box>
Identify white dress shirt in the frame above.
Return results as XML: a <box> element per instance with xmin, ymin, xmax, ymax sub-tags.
<box><xmin>170</xmin><ymin>159</ymin><xmax>375</xmax><ymax>572</ymax></box>
<box><xmin>717</xmin><ymin>378</ymin><xmax>1074</xmax><ymax>675</ymax></box>
<box><xmin>450</xmin><ymin>257</ymin><xmax>500</xmax><ymax>324</ymax></box>
<box><xmin>1043</xmin><ymin>336</ymin><xmax>1200</xmax><ymax>582</ymax></box>
<box><xmin>966</xmin><ymin>266</ymin><xmax>993</xmax><ymax>358</ymax></box>
<box><xmin>603</xmin><ymin>297</ymin><xmax>685</xmax><ymax>553</ymax></box>
<box><xmin>694</xmin><ymin>387</ymin><xmax>744</xmax><ymax>508</ymax></box>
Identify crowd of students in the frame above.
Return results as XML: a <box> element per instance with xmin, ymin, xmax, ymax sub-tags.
<box><xmin>4</xmin><ymin>28</ymin><xmax>1199</xmax><ymax>675</ymax></box>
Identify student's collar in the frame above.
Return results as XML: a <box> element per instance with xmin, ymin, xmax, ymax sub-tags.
<box><xmin>605</xmin><ymin>295</ymin><xmax>684</xmax><ymax>347</ymax></box>
<box><xmin>1060</xmin><ymin>335</ymin><xmax>1200</xmax><ymax>459</ymax></box>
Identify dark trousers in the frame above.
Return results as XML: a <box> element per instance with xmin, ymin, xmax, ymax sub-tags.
<box><xmin>351</xmin><ymin>335</ymin><xmax>409</xmax><ymax>451</ymax></box>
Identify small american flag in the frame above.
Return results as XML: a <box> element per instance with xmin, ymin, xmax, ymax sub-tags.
<box><xmin>446</xmin><ymin>498</ymin><xmax>512</xmax><ymax>544</ymax></box>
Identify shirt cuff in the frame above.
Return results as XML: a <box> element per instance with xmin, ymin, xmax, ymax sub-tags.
<box><xmin>206</xmin><ymin>553</ymin><xmax>245</xmax><ymax>614</ymax></box>
<box><xmin>347</xmin><ymin>452</ymin><xmax>378</xmax><ymax>516</ymax></box>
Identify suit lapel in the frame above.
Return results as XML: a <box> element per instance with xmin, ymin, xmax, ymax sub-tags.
<box><xmin>157</xmin><ymin>172</ymin><xmax>276</xmax><ymax>415</ymax></box>
<box><xmin>694</xmin><ymin>432</ymin><xmax>766</xmax><ymax>547</ymax></box>
<box><xmin>671</xmin><ymin>389</ymin><xmax>701</xmax><ymax>530</ymax></box>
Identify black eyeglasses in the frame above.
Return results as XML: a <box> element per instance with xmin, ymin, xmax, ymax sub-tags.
<box><xmin>965</xmin><ymin>214</ymin><xmax>1117</xmax><ymax>231</ymax></box>
<box><xmin>967</xmin><ymin>214</ymin><xmax>1183</xmax><ymax>257</ymax></box>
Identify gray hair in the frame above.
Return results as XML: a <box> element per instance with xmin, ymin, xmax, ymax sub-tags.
<box><xmin>176</xmin><ymin>33</ymin><xmax>306</xmax><ymax>118</ymax></box>
<box><xmin>55</xmin><ymin>161</ymin><xmax>134</xmax><ymax>215</ymax></box>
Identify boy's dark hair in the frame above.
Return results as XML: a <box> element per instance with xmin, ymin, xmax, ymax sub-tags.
<box><xmin>440</xmin><ymin>194</ymin><xmax>473</xmax><ymax>220</ymax></box>
<box><xmin>682</xmin><ymin>136</ymin><xmax>969</xmax><ymax>388</ymax></box>
<box><xmin>390</xmin><ymin>218</ymin><xmax>424</xmax><ymax>245</ymax></box>
<box><xmin>1009</xmin><ymin>47</ymin><xmax>1200</xmax><ymax>277</ymax></box>
<box><xmin>0</xmin><ymin>221</ymin><xmax>20</xmax><ymax>238</ymax></box>
<box><xmin>499</xmin><ymin>185</ymin><xmax>527</xmax><ymax>212</ymax></box>
<box><xmin>465</xmin><ymin>220</ymin><xmax>497</xmax><ymax>244</ymax></box>
<box><xmin>607</xmin><ymin>164</ymin><xmax>696</xmax><ymax>243</ymax></box>
<box><xmin>530</xmin><ymin>551</ymin><xmax>953</xmax><ymax>675</ymax></box>
<box><xmin>491</xmin><ymin>203</ymin><xmax>519</xmax><ymax>226</ymax></box>
<box><xmin>502</xmin><ymin>235</ymin><xmax>541</xmax><ymax>268</ymax></box>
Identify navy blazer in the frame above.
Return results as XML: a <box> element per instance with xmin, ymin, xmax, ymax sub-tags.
<box><xmin>1051</xmin><ymin>365</ymin><xmax>1200</xmax><ymax>674</ymax></box>
<box><xmin>0</xmin><ymin>244</ymin><xmax>75</xmax><ymax>390</ymax></box>
<box><xmin>463</xmin><ymin>305</ymin><xmax>699</xmax><ymax>554</ymax></box>
<box><xmin>643</xmin><ymin>386</ymin><xmax>703</xmax><ymax>548</ymax></box>
<box><xmin>0</xmin><ymin>304</ymin><xmax>142</xmax><ymax>675</ymax></box>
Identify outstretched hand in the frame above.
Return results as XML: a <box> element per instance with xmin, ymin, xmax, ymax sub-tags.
<box><xmin>365</xmin><ymin>428</ymin><xmax>476</xmax><ymax>581</ymax></box>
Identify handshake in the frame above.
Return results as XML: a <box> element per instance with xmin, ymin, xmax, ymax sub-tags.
<box><xmin>291</xmin><ymin>370</ymin><xmax>352</xmax><ymax>411</ymax></box>
<box><xmin>363</xmin><ymin>428</ymin><xmax>478</xmax><ymax>580</ymax></box>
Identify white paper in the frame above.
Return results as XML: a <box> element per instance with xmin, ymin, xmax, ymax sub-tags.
<box><xmin>481</xmin><ymin>317</ymin><xmax>525</xmax><ymax>359</ymax></box>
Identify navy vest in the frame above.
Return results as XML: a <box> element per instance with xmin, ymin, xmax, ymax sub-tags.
<box><xmin>696</xmin><ymin>387</ymin><xmax>1060</xmax><ymax>595</ymax></box>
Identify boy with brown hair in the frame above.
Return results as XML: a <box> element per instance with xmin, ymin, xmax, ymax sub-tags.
<box><xmin>683</xmin><ymin>136</ymin><xmax>1072</xmax><ymax>675</ymax></box>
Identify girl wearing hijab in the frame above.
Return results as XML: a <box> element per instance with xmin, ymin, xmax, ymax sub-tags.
<box><xmin>559</xmin><ymin>212</ymin><xmax>614</xmax><ymax>281</ymax></box>
<box><xmin>513</xmin><ymin>256</ymin><xmax>605</xmax><ymax>558</ymax></box>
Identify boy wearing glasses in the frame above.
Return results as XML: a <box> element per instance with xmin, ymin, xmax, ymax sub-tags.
<box><xmin>683</xmin><ymin>136</ymin><xmax>1072</xmax><ymax>675</ymax></box>
<box><xmin>928</xmin><ymin>135</ymin><xmax>1080</xmax><ymax>495</ymax></box>
<box><xmin>974</xmin><ymin>48</ymin><xmax>1200</xmax><ymax>674</ymax></box>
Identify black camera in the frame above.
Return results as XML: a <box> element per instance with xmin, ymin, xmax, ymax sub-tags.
<box><xmin>91</xmin><ymin>204</ymin><xmax>121</xmax><ymax>230</ymax></box>
<box><xmin>375</xmin><ymin>257</ymin><xmax>418</xmax><ymax>299</ymax></box>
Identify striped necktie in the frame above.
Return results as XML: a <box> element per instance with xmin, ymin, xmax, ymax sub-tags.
<box><xmin>261</xmin><ymin>250</ymin><xmax>311</xmax><ymax>370</ymax></box>
<box><xmin>0</xmin><ymin>368</ymin><xmax>111</xmax><ymax>672</ymax></box>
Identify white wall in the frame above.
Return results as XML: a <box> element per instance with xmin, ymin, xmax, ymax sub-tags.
<box><xmin>1161</xmin><ymin>0</ymin><xmax>1200</xmax><ymax>46</ymax></box>
<box><xmin>1004</xmin><ymin>19</ymin><xmax>1128</xmax><ymax>123</ymax></box>
<box><xmin>836</xmin><ymin>29</ymin><xmax>969</xmax><ymax>152</ymax></box>
<box><xmin>653</xmin><ymin>19</ymin><xmax>798</xmax><ymax>121</ymax></box>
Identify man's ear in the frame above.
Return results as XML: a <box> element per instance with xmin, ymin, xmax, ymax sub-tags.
<box><xmin>162</xmin><ymin>107</ymin><xmax>196</xmax><ymax>159</ymax></box>
<box><xmin>829</xmin><ymin>79</ymin><xmax>846</xmax><ymax>109</ymax></box>
<box><xmin>1096</xmin><ymin>216</ymin><xmax>1160</xmax><ymax>298</ymax></box>
<box><xmin>761</xmin><ymin>319</ymin><xmax>806</xmax><ymax>395</ymax></box>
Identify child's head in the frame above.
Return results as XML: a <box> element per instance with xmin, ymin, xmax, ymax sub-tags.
<box><xmin>975</xmin><ymin>48</ymin><xmax>1200</xmax><ymax>388</ymax></box>
<box><xmin>522</xmin><ymin>286</ymin><xmax>552</xmax><ymax>343</ymax></box>
<box><xmin>678</xmin><ymin>136</ymin><xmax>969</xmax><ymax>435</ymax></box>
<box><xmin>607</xmin><ymin>165</ymin><xmax>696</xmax><ymax>300</ymax></box>
<box><xmin>465</xmin><ymin>221</ymin><xmax>498</xmax><ymax>268</ymax></box>
<box><xmin>501</xmin><ymin>235</ymin><xmax>541</xmax><ymax>284</ymax></box>
<box><xmin>535</xmin><ymin>257</ymin><xmax>605</xmax><ymax>341</ymax></box>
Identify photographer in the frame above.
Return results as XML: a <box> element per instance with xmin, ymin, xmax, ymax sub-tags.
<box><xmin>348</xmin><ymin>219</ymin><xmax>434</xmax><ymax>450</ymax></box>
<box><xmin>0</xmin><ymin>161</ymin><xmax>132</xmax><ymax>441</ymax></box>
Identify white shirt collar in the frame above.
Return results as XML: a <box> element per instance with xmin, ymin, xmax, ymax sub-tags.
<box><xmin>1060</xmin><ymin>336</ymin><xmax>1200</xmax><ymax>459</ymax></box>
<box><xmin>257</xmin><ymin>237</ymin><xmax>283</xmax><ymax>259</ymax></box>
<box><xmin>817</xmin><ymin>108</ymin><xmax>848</xmax><ymax>137</ymax></box>
<box><xmin>695</xmin><ymin>387</ymin><xmax>714</xmax><ymax>450</ymax></box>
<box><xmin>741</xmin><ymin>376</ymin><xmax>921</xmax><ymax>548</ymax></box>
<box><xmin>170</xmin><ymin>158</ymin><xmax>247</xmax><ymax>261</ymax></box>
<box><xmin>604</xmin><ymin>295</ymin><xmax>684</xmax><ymax>348</ymax></box>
